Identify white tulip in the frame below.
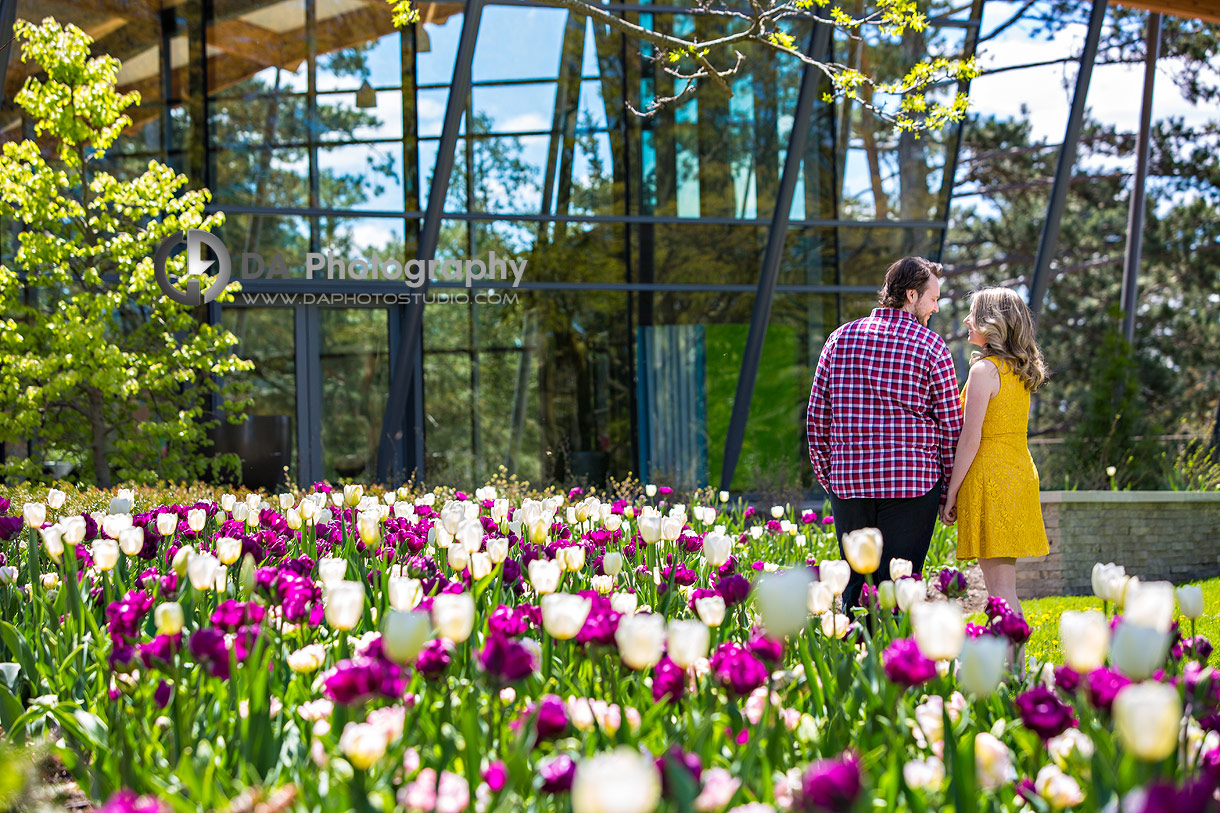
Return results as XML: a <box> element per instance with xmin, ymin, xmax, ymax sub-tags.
<box><xmin>807</xmin><ymin>581</ymin><xmax>834</xmax><ymax>615</ymax></box>
<box><xmin>610</xmin><ymin>592</ymin><xmax>638</xmax><ymax>616</ymax></box>
<box><xmin>41</xmin><ymin>527</ymin><xmax>64</xmax><ymax>563</ymax></box>
<box><xmin>299</xmin><ymin>498</ymin><xmax>318</xmax><ymax>521</ymax></box>
<box><xmin>342</xmin><ymin>484</ymin><xmax>363</xmax><ymax>507</ymax></box>
<box><xmin>212</xmin><ymin>565</ymin><xmax>228</xmax><ymax>591</ymax></box>
<box><xmin>245</xmin><ymin>493</ymin><xmax>262</xmax><ymax>511</ymax></box>
<box><xmin>644</xmin><ymin>484</ymin><xmax>657</xmax><ymax>497</ymax></box>
<box><xmin>571</xmin><ymin>747</ymin><xmax>661</xmax><ymax>813</ymax></box>
<box><xmin>317</xmin><ymin>508</ymin><xmax>333</xmax><ymax>526</ymax></box>
<box><xmin>820</xmin><ymin>612</ymin><xmax>851</xmax><ymax>639</ymax></box>
<box><xmin>46</xmin><ymin>489</ymin><xmax>66</xmax><ymax>509</ymax></box>
<box><xmin>903</xmin><ymin>758</ymin><xmax>945</xmax><ymax>792</ymax></box>
<box><xmin>357</xmin><ymin>512</ymin><xmax>381</xmax><ymax>546</ymax></box>
<box><xmin>1114</xmin><ymin>682</ymin><xmax>1182</xmax><ymax>761</ymax></box>
<box><xmin>486</xmin><ymin>537</ymin><xmax>508</xmax><ymax>564</ymax></box>
<box><xmin>469</xmin><ymin>552</ymin><xmax>492</xmax><ymax>580</ymax></box>
<box><xmin>382</xmin><ymin>609</ymin><xmax>432</xmax><ymax>665</ymax></box>
<box><xmin>878</xmin><ymin>580</ymin><xmax>898</xmax><ymax>610</ymax></box>
<box><xmin>92</xmin><ymin>539</ymin><xmax>120</xmax><ymax>572</ymax></box>
<box><xmin>703</xmin><ymin>533</ymin><xmax>732</xmax><ymax>567</ymax></box>
<box><xmin>718</xmin><ymin>490</ymin><xmax>730</xmax><ymax>502</ymax></box>
<box><xmin>638</xmin><ymin>515</ymin><xmax>662</xmax><ymax>544</ymax></box>
<box><xmin>23</xmin><ymin>502</ymin><xmax>46</xmax><ymax>528</ymax></box>
<box><xmin>340</xmin><ymin>721</ymin><xmax>387</xmax><ymax>770</ymax></box>
<box><xmin>388</xmin><ymin>577</ymin><xmax>423</xmax><ymax>611</ymax></box>
<box><xmin>446</xmin><ymin>545</ymin><xmax>470</xmax><ymax>572</ymax></box>
<box><xmin>770</xmin><ymin>505</ymin><xmax>785</xmax><ymax>520</ymax></box>
<box><xmin>974</xmin><ymin>732</ymin><xmax>1015</xmax><ymax>790</ymax></box>
<box><xmin>896</xmin><ymin>579</ymin><xmax>927</xmax><ymax>612</ymax></box>
<box><xmin>528</xmin><ymin>558</ymin><xmax>562</xmax><ymax>595</ymax></box>
<box><xmin>1034</xmin><ymin>765</ymin><xmax>1084</xmax><ymax>810</ymax></box>
<box><xmin>615</xmin><ymin>613</ymin><xmax>666</xmax><ymax>670</ymax></box>
<box><xmin>912</xmin><ymin>601</ymin><xmax>965</xmax><ymax>661</ymax></box>
<box><xmin>431</xmin><ymin>593</ymin><xmax>475</xmax><ymax>643</ymax></box>
<box><xmin>541</xmin><ymin>593</ymin><xmax>593</xmax><ymax>641</ymax></box>
<box><xmin>1176</xmin><ymin>584</ymin><xmax>1204</xmax><ymax>620</ymax></box>
<box><xmin>490</xmin><ymin>499</ymin><xmax>509</xmax><ymax>523</ymax></box>
<box><xmin>591</xmin><ymin>575</ymin><xmax>614</xmax><ymax>595</ymax></box>
<box><xmin>108</xmin><ymin>495</ymin><xmax>133</xmax><ymax>515</ymax></box>
<box><xmin>154</xmin><ymin>602</ymin><xmax>184</xmax><ymax>635</ymax></box>
<box><xmin>604</xmin><ymin>514</ymin><xmax>623</xmax><ymax>532</ymax></box>
<box><xmin>115</xmin><ymin>526</ymin><xmax>143</xmax><ymax>557</ymax></box>
<box><xmin>666</xmin><ymin>619</ymin><xmax>709</xmax><ymax>668</ymax></box>
<box><xmin>1124</xmin><ymin>580</ymin><xmax>1175</xmax><ymax>633</ymax></box>
<box><xmin>602</xmin><ymin>551</ymin><xmax>623</xmax><ymax>576</ymax></box>
<box><xmin>216</xmin><ymin>536</ymin><xmax>243</xmax><ymax>566</ymax></box>
<box><xmin>1110</xmin><ymin>621</ymin><xmax>1171</xmax><ymax>680</ymax></box>
<box><xmin>456</xmin><ymin>517</ymin><xmax>483</xmax><ymax>553</ymax></box>
<box><xmin>558</xmin><ymin>546</ymin><xmax>586</xmax><ymax>573</ymax></box>
<box><xmin>101</xmin><ymin>513</ymin><xmax>132</xmax><ymax>539</ymax></box>
<box><xmin>0</xmin><ymin>566</ymin><xmax>18</xmax><ymax>585</ymax></box>
<box><xmin>231</xmin><ymin>503</ymin><xmax>249</xmax><ymax>524</ymax></box>
<box><xmin>219</xmin><ymin>494</ymin><xmax>236</xmax><ymax>512</ymax></box>
<box><xmin>40</xmin><ymin>572</ymin><xmax>59</xmax><ymax>589</ymax></box>
<box><xmin>186</xmin><ymin>553</ymin><xmax>220</xmax><ymax>591</ymax></box>
<box><xmin>1058</xmin><ymin>610</ymin><xmax>1110</xmax><ymax>673</ymax></box>
<box><xmin>324</xmin><ymin>580</ymin><xmax>365</xmax><ymax>630</ymax></box>
<box><xmin>956</xmin><ymin>636</ymin><xmax>1008</xmax><ymax>696</ymax></box>
<box><xmin>57</xmin><ymin>517</ymin><xmax>84</xmax><ymax>546</ymax></box>
<box><xmin>819</xmin><ymin>560</ymin><xmax>851</xmax><ymax>596</ymax></box>
<box><xmin>842</xmin><ymin>527</ymin><xmax>883</xmax><ymax>574</ymax></box>
<box><xmin>318</xmin><ymin>557</ymin><xmax>347</xmax><ymax>586</ymax></box>
<box><xmin>187</xmin><ymin>508</ymin><xmax>207</xmax><ymax>533</ymax></box>
<box><xmin>153</xmin><ymin>512</ymin><xmax>177</xmax><ymax>537</ymax></box>
<box><xmin>756</xmin><ymin>568</ymin><xmax>813</xmax><ymax>638</ymax></box>
<box><xmin>170</xmin><ymin>544</ymin><xmax>195</xmax><ymax>575</ymax></box>
<box><xmin>440</xmin><ymin>501</ymin><xmax>464</xmax><ymax>534</ymax></box>
<box><xmin>889</xmin><ymin>558</ymin><xmax>913</xmax><ymax>580</ymax></box>
<box><xmin>286</xmin><ymin>508</ymin><xmax>302</xmax><ymax>530</ymax></box>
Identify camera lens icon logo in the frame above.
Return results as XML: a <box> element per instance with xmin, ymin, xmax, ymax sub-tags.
<box><xmin>154</xmin><ymin>229</ymin><xmax>232</xmax><ymax>306</ymax></box>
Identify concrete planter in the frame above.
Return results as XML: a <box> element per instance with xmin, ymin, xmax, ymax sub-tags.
<box><xmin>1016</xmin><ymin>491</ymin><xmax>1220</xmax><ymax>598</ymax></box>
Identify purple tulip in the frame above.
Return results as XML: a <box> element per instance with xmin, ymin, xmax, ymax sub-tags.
<box><xmin>984</xmin><ymin>596</ymin><xmax>1011</xmax><ymax>621</ymax></box>
<box><xmin>882</xmin><ymin>638</ymin><xmax>937</xmax><ymax>687</ymax></box>
<box><xmin>482</xmin><ymin>761</ymin><xmax>508</xmax><ymax>792</ymax></box>
<box><xmin>477</xmin><ymin>632</ymin><xmax>536</xmax><ymax>684</ymax></box>
<box><xmin>936</xmin><ymin>567</ymin><xmax>968</xmax><ymax>598</ymax></box>
<box><xmin>991</xmin><ymin>612</ymin><xmax>1031</xmax><ymax>645</ymax></box>
<box><xmin>748</xmin><ymin>631</ymin><xmax>784</xmax><ymax>665</ymax></box>
<box><xmin>656</xmin><ymin>747</ymin><xmax>702</xmax><ymax>797</ymax></box>
<box><xmin>1173</xmin><ymin>635</ymin><xmax>1214</xmax><ymax>663</ymax></box>
<box><xmin>188</xmin><ymin>628</ymin><xmax>232</xmax><ymax>680</ymax></box>
<box><xmin>154</xmin><ymin>680</ymin><xmax>172</xmax><ymax>709</ymax></box>
<box><xmin>715</xmin><ymin>573</ymin><xmax>751</xmax><ymax>607</ymax></box>
<box><xmin>1054</xmin><ymin>665</ymin><xmax>1081</xmax><ymax>694</ymax></box>
<box><xmin>415</xmin><ymin>639</ymin><xmax>453</xmax><ymax>679</ymax></box>
<box><xmin>139</xmin><ymin>633</ymin><xmax>181</xmax><ymax>671</ymax></box>
<box><xmin>799</xmin><ymin>752</ymin><xmax>862</xmax><ymax>813</ymax></box>
<box><xmin>710</xmin><ymin>642</ymin><xmax>768</xmax><ymax>697</ymax></box>
<box><xmin>539</xmin><ymin>754</ymin><xmax>576</xmax><ymax>793</ymax></box>
<box><xmin>652</xmin><ymin>656</ymin><xmax>686</xmax><ymax>704</ymax></box>
<box><xmin>0</xmin><ymin>515</ymin><xmax>23</xmax><ymax>541</ymax></box>
<box><xmin>99</xmin><ymin>790</ymin><xmax>168</xmax><ymax>813</ymax></box>
<box><xmin>210</xmin><ymin>600</ymin><xmax>266</xmax><ymax>632</ymax></box>
<box><xmin>520</xmin><ymin>694</ymin><xmax>568</xmax><ymax>740</ymax></box>
<box><xmin>106</xmin><ymin>590</ymin><xmax>154</xmax><ymax>644</ymax></box>
<box><xmin>1086</xmin><ymin>667</ymin><xmax>1131</xmax><ymax>712</ymax></box>
<box><xmin>322</xmin><ymin>656</ymin><xmax>408</xmax><ymax>705</ymax></box>
<box><xmin>575</xmin><ymin>593</ymin><xmax>621</xmax><ymax>647</ymax></box>
<box><xmin>1015</xmin><ymin>686</ymin><xmax>1076</xmax><ymax>740</ymax></box>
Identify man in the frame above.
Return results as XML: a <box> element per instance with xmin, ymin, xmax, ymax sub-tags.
<box><xmin>807</xmin><ymin>256</ymin><xmax>963</xmax><ymax>611</ymax></box>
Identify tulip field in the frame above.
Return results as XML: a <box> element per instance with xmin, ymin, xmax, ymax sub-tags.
<box><xmin>0</xmin><ymin>481</ymin><xmax>1217</xmax><ymax>813</ymax></box>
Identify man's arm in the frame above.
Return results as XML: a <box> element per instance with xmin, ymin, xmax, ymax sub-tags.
<box><xmin>928</xmin><ymin>344</ymin><xmax>964</xmax><ymax>504</ymax></box>
<box><xmin>807</xmin><ymin>333</ymin><xmax>837</xmax><ymax>489</ymax></box>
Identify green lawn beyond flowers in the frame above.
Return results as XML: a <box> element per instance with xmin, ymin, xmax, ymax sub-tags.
<box><xmin>1022</xmin><ymin>578</ymin><xmax>1220</xmax><ymax>670</ymax></box>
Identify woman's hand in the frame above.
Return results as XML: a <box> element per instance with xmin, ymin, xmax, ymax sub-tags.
<box><xmin>940</xmin><ymin>494</ymin><xmax>957</xmax><ymax>526</ymax></box>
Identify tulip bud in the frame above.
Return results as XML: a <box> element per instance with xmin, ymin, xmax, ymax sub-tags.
<box><xmin>318</xmin><ymin>557</ymin><xmax>347</xmax><ymax>586</ymax></box>
<box><xmin>956</xmin><ymin>635</ymin><xmax>1008</xmax><ymax>696</ymax></box>
<box><xmin>171</xmin><ymin>544</ymin><xmax>195</xmax><ymax>575</ymax></box>
<box><xmin>896</xmin><ymin>579</ymin><xmax>926</xmax><ymax>612</ymax></box>
<box><xmin>186</xmin><ymin>553</ymin><xmax>220</xmax><ymax>591</ymax></box>
<box><xmin>486</xmin><ymin>537</ymin><xmax>508</xmax><ymax>564</ymax></box>
<box><xmin>638</xmin><ymin>516</ymin><xmax>662</xmax><ymax>545</ymax></box>
<box><xmin>645</xmin><ymin>484</ymin><xmax>657</xmax><ymax>497</ymax></box>
<box><xmin>324</xmin><ymin>580</ymin><xmax>365</xmax><ymax>630</ymax></box>
<box><xmin>431</xmin><ymin>593</ymin><xmax>475</xmax><ymax>643</ymax></box>
<box><xmin>695</xmin><ymin>595</ymin><xmax>726</xmax><ymax>627</ymax></box>
<box><xmin>819</xmin><ymin>560</ymin><xmax>850</xmax><ymax>596</ymax></box>
<box><xmin>0</xmin><ymin>566</ymin><xmax>17</xmax><ymax>585</ymax></box>
<box><xmin>602</xmin><ymin>551</ymin><xmax>623</xmax><ymax>576</ymax></box>
<box><xmin>216</xmin><ymin>536</ymin><xmax>243</xmax><ymax>566</ymax></box>
<box><xmin>1110</xmin><ymin>621</ymin><xmax>1171</xmax><ymax>680</ymax></box>
<box><xmin>889</xmin><ymin>558</ymin><xmax>913</xmax><ymax>580</ymax></box>
<box><xmin>388</xmin><ymin>577</ymin><xmax>423</xmax><ymax>611</ymax></box>
<box><xmin>558</xmin><ymin>546</ymin><xmax>585</xmax><ymax>573</ymax></box>
<box><xmin>285</xmin><ymin>508</ymin><xmax>302</xmax><ymax>531</ymax></box>
<box><xmin>1177</xmin><ymin>584</ymin><xmax>1204</xmax><ymax>620</ymax></box>
<box><xmin>878</xmin><ymin>580</ymin><xmax>897</xmax><ymax>610</ymax></box>
<box><xmin>456</xmin><ymin>518</ymin><xmax>483</xmax><ymax>553</ymax></box>
<box><xmin>842</xmin><ymin>527</ymin><xmax>882</xmax><ymax>574</ymax></box>
<box><xmin>244</xmin><ymin>493</ymin><xmax>261</xmax><ymax>511</ymax></box>
<box><xmin>155</xmin><ymin>602</ymin><xmax>185</xmax><ymax>635</ymax></box>
<box><xmin>187</xmin><ymin>508</ymin><xmax>207</xmax><ymax>533</ymax></box>
<box><xmin>219</xmin><ymin>494</ymin><xmax>236</xmax><ymax>512</ymax></box>
<box><xmin>615</xmin><ymin>612</ymin><xmax>665</xmax><ymax>670</ymax></box>
<box><xmin>660</xmin><ymin>516</ymin><xmax>683</xmax><ymax>541</ymax></box>
<box><xmin>666</xmin><ymin>619</ymin><xmax>709</xmax><ymax>668</ymax></box>
<box><xmin>357</xmin><ymin>511</ymin><xmax>380</xmax><ymax>546</ymax></box>
<box><xmin>528</xmin><ymin>558</ymin><xmax>562</xmax><ymax>596</ymax></box>
<box><xmin>339</xmin><ymin>484</ymin><xmax>362</xmax><ymax>507</ymax></box>
<box><xmin>155</xmin><ymin>513</ymin><xmax>178</xmax><ymax>537</ymax></box>
<box><xmin>23</xmin><ymin>502</ymin><xmax>46</xmax><ymax>529</ymax></box>
<box><xmin>591</xmin><ymin>575</ymin><xmax>614</xmax><ymax>595</ymax></box>
<box><xmin>382</xmin><ymin>609</ymin><xmax>432</xmax><ymax>665</ymax></box>
<box><xmin>820</xmin><ymin>612</ymin><xmax>850</xmax><ymax>639</ymax></box>
<box><xmin>93</xmin><ymin>539</ymin><xmax>120</xmax><ymax>571</ymax></box>
<box><xmin>703</xmin><ymin>533</ymin><xmax>732</xmax><ymax>567</ymax></box>
<box><xmin>46</xmin><ymin>489</ymin><xmax>66</xmax><ymax>509</ymax></box>
<box><xmin>912</xmin><ymin>601</ymin><xmax>965</xmax><ymax>661</ymax></box>
<box><xmin>541</xmin><ymin>593</ymin><xmax>593</xmax><ymax>641</ymax></box>
<box><xmin>756</xmin><ymin>568</ymin><xmax>813</xmax><ymax>638</ymax></box>
<box><xmin>41</xmin><ymin>527</ymin><xmax>64</xmax><ymax>563</ymax></box>
<box><xmin>41</xmin><ymin>572</ymin><xmax>60</xmax><ymax>589</ymax></box>
<box><xmin>1124</xmin><ymin>580</ymin><xmax>1175</xmax><ymax>633</ymax></box>
<box><xmin>1058</xmin><ymin>610</ymin><xmax>1109</xmax><ymax>673</ymax></box>
<box><xmin>807</xmin><ymin>581</ymin><xmax>834</xmax><ymax>615</ymax></box>
<box><xmin>446</xmin><ymin>545</ymin><xmax>470</xmax><ymax>572</ymax></box>
<box><xmin>1113</xmin><ymin>682</ymin><xmax>1181</xmax><ymax>761</ymax></box>
<box><xmin>340</xmin><ymin>721</ymin><xmax>387</xmax><ymax>770</ymax></box>
<box><xmin>610</xmin><ymin>591</ymin><xmax>638</xmax><ymax>616</ymax></box>
<box><xmin>469</xmin><ymin>552</ymin><xmax>492</xmax><ymax>580</ymax></box>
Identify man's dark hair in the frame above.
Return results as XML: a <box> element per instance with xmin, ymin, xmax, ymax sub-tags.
<box><xmin>878</xmin><ymin>256</ymin><xmax>943</xmax><ymax>309</ymax></box>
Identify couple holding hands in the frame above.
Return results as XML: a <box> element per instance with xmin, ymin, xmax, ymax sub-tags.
<box><xmin>808</xmin><ymin>256</ymin><xmax>1050</xmax><ymax>619</ymax></box>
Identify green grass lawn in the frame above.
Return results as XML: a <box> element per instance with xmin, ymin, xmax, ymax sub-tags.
<box><xmin>1018</xmin><ymin>577</ymin><xmax>1220</xmax><ymax>671</ymax></box>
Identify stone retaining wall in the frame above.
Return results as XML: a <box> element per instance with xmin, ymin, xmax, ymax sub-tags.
<box><xmin>1017</xmin><ymin>491</ymin><xmax>1220</xmax><ymax>598</ymax></box>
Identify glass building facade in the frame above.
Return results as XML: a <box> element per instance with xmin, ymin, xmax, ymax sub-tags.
<box><xmin>1</xmin><ymin>0</ymin><xmax>980</xmax><ymax>492</ymax></box>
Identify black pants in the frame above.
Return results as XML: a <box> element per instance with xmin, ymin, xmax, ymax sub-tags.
<box><xmin>827</xmin><ymin>483</ymin><xmax>941</xmax><ymax>611</ymax></box>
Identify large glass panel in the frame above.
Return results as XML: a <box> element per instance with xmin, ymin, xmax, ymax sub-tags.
<box><xmin>437</xmin><ymin>219</ymin><xmax>622</xmax><ymax>284</ymax></box>
<box><xmin>317</xmin><ymin>91</ymin><xmax>403</xmax><ymax>141</ymax></box>
<box><xmin>207</xmin><ymin>1</ymin><xmax>308</xmax><ymax>98</ymax></box>
<box><xmin>316</xmin><ymin>30</ymin><xmax>402</xmax><ymax>93</ymax></box>
<box><xmin>472</xmin><ymin>5</ymin><xmax>568</xmax><ymax>83</ymax></box>
<box><xmin>320</xmin><ymin>309</ymin><xmax>390</xmax><ymax>481</ymax></box>
<box><xmin>634</xmin><ymin>223</ymin><xmax>769</xmax><ymax>285</ymax></box>
<box><xmin>221</xmin><ymin>307</ymin><xmax>298</xmax><ymax>482</ymax></box>
<box><xmin>318</xmin><ymin>142</ymin><xmax>406</xmax><ymax>211</ymax></box>
<box><xmin>212</xmin><ymin>147</ymin><xmax>310</xmax><ymax>209</ymax></box>
<box><xmin>215</xmin><ymin>214</ymin><xmax>311</xmax><ymax>287</ymax></box>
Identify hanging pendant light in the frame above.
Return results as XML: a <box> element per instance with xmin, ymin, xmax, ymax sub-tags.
<box><xmin>356</xmin><ymin>79</ymin><xmax>376</xmax><ymax>108</ymax></box>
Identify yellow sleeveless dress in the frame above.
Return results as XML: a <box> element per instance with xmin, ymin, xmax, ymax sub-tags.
<box><xmin>955</xmin><ymin>358</ymin><xmax>1050</xmax><ymax>560</ymax></box>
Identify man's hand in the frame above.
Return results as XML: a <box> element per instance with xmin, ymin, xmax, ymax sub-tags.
<box><xmin>939</xmin><ymin>494</ymin><xmax>957</xmax><ymax>526</ymax></box>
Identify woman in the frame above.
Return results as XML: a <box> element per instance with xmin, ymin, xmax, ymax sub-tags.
<box><xmin>941</xmin><ymin>287</ymin><xmax>1050</xmax><ymax>618</ymax></box>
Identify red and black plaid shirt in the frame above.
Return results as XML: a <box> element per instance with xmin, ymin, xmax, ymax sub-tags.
<box><xmin>807</xmin><ymin>308</ymin><xmax>963</xmax><ymax>502</ymax></box>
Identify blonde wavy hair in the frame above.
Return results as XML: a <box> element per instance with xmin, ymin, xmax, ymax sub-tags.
<box><xmin>968</xmin><ymin>287</ymin><xmax>1049</xmax><ymax>393</ymax></box>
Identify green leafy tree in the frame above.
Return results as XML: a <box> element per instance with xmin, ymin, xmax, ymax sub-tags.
<box><xmin>0</xmin><ymin>19</ymin><xmax>253</xmax><ymax>487</ymax></box>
